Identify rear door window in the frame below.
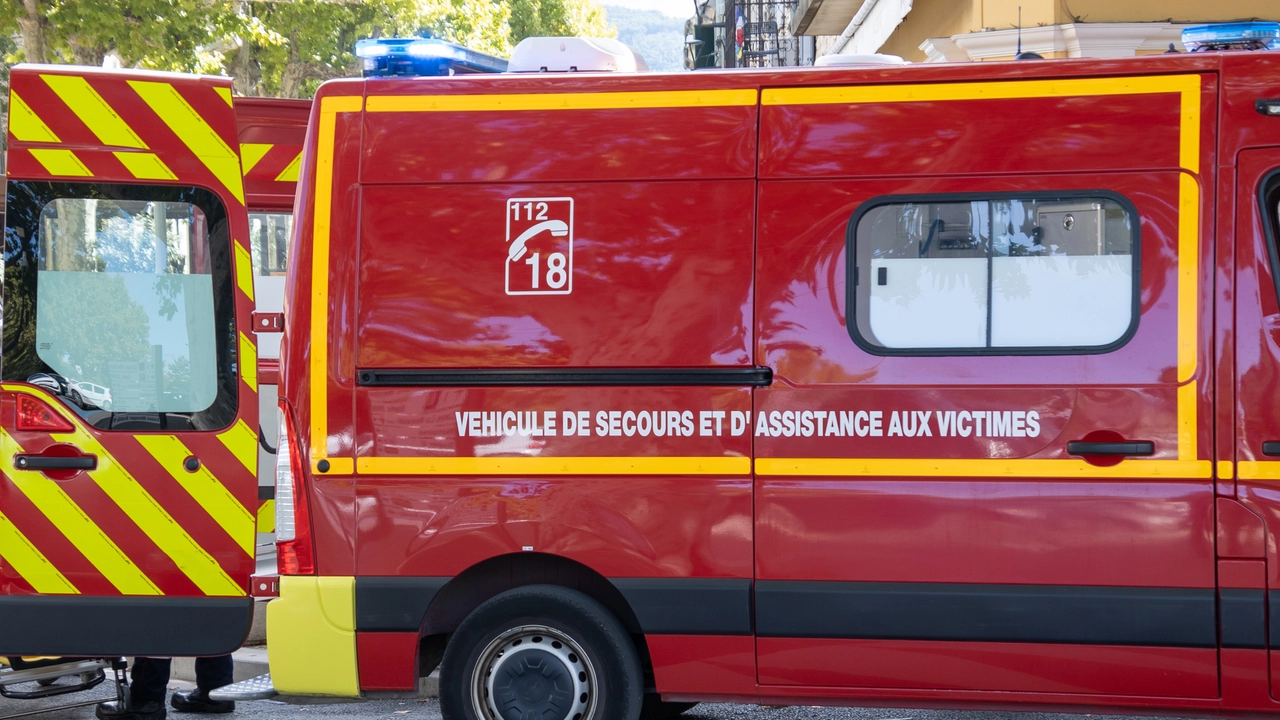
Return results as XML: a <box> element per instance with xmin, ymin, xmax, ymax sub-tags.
<box><xmin>4</xmin><ymin>183</ymin><xmax>237</xmax><ymax>430</ymax></box>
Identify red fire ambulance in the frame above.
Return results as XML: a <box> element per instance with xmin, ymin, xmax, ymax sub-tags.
<box><xmin>260</xmin><ymin>30</ymin><xmax>1280</xmax><ymax>720</ymax></box>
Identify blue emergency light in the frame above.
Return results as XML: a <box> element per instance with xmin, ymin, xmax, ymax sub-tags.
<box><xmin>1182</xmin><ymin>21</ymin><xmax>1280</xmax><ymax>52</ymax></box>
<box><xmin>355</xmin><ymin>37</ymin><xmax>509</xmax><ymax>77</ymax></box>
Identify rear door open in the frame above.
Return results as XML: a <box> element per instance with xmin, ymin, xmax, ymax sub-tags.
<box><xmin>0</xmin><ymin>65</ymin><xmax>258</xmax><ymax>656</ymax></box>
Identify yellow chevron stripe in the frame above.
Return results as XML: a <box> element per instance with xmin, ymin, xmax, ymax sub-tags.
<box><xmin>215</xmin><ymin>86</ymin><xmax>233</xmax><ymax>107</ymax></box>
<box><xmin>127</xmin><ymin>81</ymin><xmax>245</xmax><ymax>205</ymax></box>
<box><xmin>114</xmin><ymin>151</ymin><xmax>178</xmax><ymax>180</ymax></box>
<box><xmin>0</xmin><ymin>428</ymin><xmax>158</xmax><ymax>595</ymax></box>
<box><xmin>42</xmin><ymin>74</ymin><xmax>147</xmax><ymax>149</ymax></box>
<box><xmin>274</xmin><ymin>152</ymin><xmax>301</xmax><ymax>182</ymax></box>
<box><xmin>9</xmin><ymin>92</ymin><xmax>60</xmax><ymax>142</ymax></box>
<box><xmin>239</xmin><ymin>332</ymin><xmax>258</xmax><ymax>393</ymax></box>
<box><xmin>29</xmin><ymin>149</ymin><xmax>92</xmax><ymax>177</ymax></box>
<box><xmin>47</xmin><ymin>427</ymin><xmax>243</xmax><ymax>596</ymax></box>
<box><xmin>0</xmin><ymin>510</ymin><xmax>77</xmax><ymax>595</ymax></box>
<box><xmin>234</xmin><ymin>242</ymin><xmax>255</xmax><ymax>302</ymax></box>
<box><xmin>257</xmin><ymin>499</ymin><xmax>275</xmax><ymax>534</ymax></box>
<box><xmin>135</xmin><ymin>435</ymin><xmax>254</xmax><ymax>557</ymax></box>
<box><xmin>240</xmin><ymin>143</ymin><xmax>272</xmax><ymax>174</ymax></box>
<box><xmin>217</xmin><ymin>419</ymin><xmax>258</xmax><ymax>474</ymax></box>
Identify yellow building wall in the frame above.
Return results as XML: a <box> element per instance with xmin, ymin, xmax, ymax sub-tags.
<box><xmin>1052</xmin><ymin>1</ymin><xmax>1280</xmax><ymax>24</ymax></box>
<box><xmin>879</xmin><ymin>0</ymin><xmax>1280</xmax><ymax>61</ymax></box>
<box><xmin>880</xmin><ymin>0</ymin><xmax>981</xmax><ymax>60</ymax></box>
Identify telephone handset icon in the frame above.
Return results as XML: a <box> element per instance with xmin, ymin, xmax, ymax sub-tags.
<box><xmin>508</xmin><ymin>220</ymin><xmax>569</xmax><ymax>262</ymax></box>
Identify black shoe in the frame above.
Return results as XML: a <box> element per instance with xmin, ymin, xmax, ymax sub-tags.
<box><xmin>95</xmin><ymin>700</ymin><xmax>166</xmax><ymax>720</ymax></box>
<box><xmin>170</xmin><ymin>688</ymin><xmax>235</xmax><ymax>714</ymax></box>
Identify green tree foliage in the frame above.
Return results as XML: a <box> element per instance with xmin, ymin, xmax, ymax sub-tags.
<box><xmin>0</xmin><ymin>0</ymin><xmax>616</xmax><ymax>102</ymax></box>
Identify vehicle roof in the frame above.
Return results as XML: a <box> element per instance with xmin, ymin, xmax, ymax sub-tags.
<box><xmin>321</xmin><ymin>51</ymin><xmax>1247</xmax><ymax>100</ymax></box>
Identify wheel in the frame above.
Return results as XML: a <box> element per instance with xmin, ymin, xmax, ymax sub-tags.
<box><xmin>639</xmin><ymin>695</ymin><xmax>698</xmax><ymax>720</ymax></box>
<box><xmin>69</xmin><ymin>390</ymin><xmax>83</xmax><ymax>408</ymax></box>
<box><xmin>439</xmin><ymin>585</ymin><xmax>643</xmax><ymax>720</ymax></box>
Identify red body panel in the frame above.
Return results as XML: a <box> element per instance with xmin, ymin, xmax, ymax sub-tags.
<box><xmin>276</xmin><ymin>52</ymin><xmax>1280</xmax><ymax>711</ymax></box>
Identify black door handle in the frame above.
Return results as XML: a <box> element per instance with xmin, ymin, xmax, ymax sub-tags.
<box><xmin>14</xmin><ymin>455</ymin><xmax>96</xmax><ymax>470</ymax></box>
<box><xmin>1262</xmin><ymin>442</ymin><xmax>1280</xmax><ymax>456</ymax></box>
<box><xmin>1067</xmin><ymin>441</ymin><xmax>1154</xmax><ymax>456</ymax></box>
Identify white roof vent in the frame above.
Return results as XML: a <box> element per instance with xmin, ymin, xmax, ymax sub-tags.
<box><xmin>509</xmin><ymin>37</ymin><xmax>649</xmax><ymax>73</ymax></box>
<box><xmin>814</xmin><ymin>53</ymin><xmax>908</xmax><ymax>67</ymax></box>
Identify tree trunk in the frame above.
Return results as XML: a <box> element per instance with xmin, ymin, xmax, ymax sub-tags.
<box><xmin>18</xmin><ymin>0</ymin><xmax>49</xmax><ymax>64</ymax></box>
<box><xmin>69</xmin><ymin>39</ymin><xmax>104</xmax><ymax>66</ymax></box>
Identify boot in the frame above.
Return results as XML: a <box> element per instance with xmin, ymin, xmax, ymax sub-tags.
<box><xmin>170</xmin><ymin>688</ymin><xmax>235</xmax><ymax>714</ymax></box>
<box><xmin>95</xmin><ymin>699</ymin><xmax>166</xmax><ymax>720</ymax></box>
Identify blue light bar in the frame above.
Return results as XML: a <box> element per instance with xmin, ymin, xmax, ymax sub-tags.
<box><xmin>355</xmin><ymin>37</ymin><xmax>509</xmax><ymax>77</ymax></box>
<box><xmin>1182</xmin><ymin>21</ymin><xmax>1280</xmax><ymax>52</ymax></box>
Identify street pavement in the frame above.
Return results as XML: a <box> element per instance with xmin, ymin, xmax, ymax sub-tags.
<box><xmin>0</xmin><ymin>683</ymin><xmax>1197</xmax><ymax>720</ymax></box>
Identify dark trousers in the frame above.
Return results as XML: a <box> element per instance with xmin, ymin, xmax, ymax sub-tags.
<box><xmin>130</xmin><ymin>656</ymin><xmax>234</xmax><ymax>705</ymax></box>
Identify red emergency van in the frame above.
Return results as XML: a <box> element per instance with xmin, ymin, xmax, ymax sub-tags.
<box><xmin>270</xmin><ymin>40</ymin><xmax>1280</xmax><ymax>720</ymax></box>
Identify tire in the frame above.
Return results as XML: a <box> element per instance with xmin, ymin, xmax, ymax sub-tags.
<box><xmin>639</xmin><ymin>694</ymin><xmax>698</xmax><ymax>719</ymax></box>
<box><xmin>439</xmin><ymin>584</ymin><xmax>643</xmax><ymax>720</ymax></box>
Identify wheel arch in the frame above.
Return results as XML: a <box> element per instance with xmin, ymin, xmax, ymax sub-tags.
<box><xmin>418</xmin><ymin>552</ymin><xmax>653</xmax><ymax>681</ymax></box>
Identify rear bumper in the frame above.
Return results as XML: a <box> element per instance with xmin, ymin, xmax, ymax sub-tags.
<box><xmin>266</xmin><ymin>576</ymin><xmax>360</xmax><ymax>697</ymax></box>
<box><xmin>0</xmin><ymin>595</ymin><xmax>253</xmax><ymax>656</ymax></box>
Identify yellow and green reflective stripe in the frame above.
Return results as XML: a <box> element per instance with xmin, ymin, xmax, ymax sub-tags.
<box><xmin>42</xmin><ymin>74</ymin><xmax>147</xmax><ymax>149</ymax></box>
<box><xmin>0</xmin><ymin>428</ymin><xmax>156</xmax><ymax>595</ymax></box>
<box><xmin>127</xmin><ymin>80</ymin><xmax>245</xmax><ymax>205</ymax></box>
<box><xmin>135</xmin><ymin>435</ymin><xmax>255</xmax><ymax>557</ymax></box>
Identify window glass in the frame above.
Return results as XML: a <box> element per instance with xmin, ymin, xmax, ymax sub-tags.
<box><xmin>34</xmin><ymin>199</ymin><xmax>218</xmax><ymax>413</ymax></box>
<box><xmin>851</xmin><ymin>195</ymin><xmax>1136</xmax><ymax>353</ymax></box>
<box><xmin>249</xmin><ymin>212</ymin><xmax>291</xmax><ymax>276</ymax></box>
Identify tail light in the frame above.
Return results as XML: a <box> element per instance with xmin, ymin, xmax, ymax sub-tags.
<box><xmin>275</xmin><ymin>401</ymin><xmax>315</xmax><ymax>575</ymax></box>
<box><xmin>16</xmin><ymin>395</ymin><xmax>74</xmax><ymax>433</ymax></box>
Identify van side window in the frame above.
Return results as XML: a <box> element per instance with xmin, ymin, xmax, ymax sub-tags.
<box><xmin>849</xmin><ymin>194</ymin><xmax>1137</xmax><ymax>354</ymax></box>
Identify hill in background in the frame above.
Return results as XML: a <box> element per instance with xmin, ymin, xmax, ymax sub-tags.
<box><xmin>603</xmin><ymin>5</ymin><xmax>687</xmax><ymax>72</ymax></box>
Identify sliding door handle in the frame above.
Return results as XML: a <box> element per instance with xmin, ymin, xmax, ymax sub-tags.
<box><xmin>1262</xmin><ymin>442</ymin><xmax>1280</xmax><ymax>456</ymax></box>
<box><xmin>1067</xmin><ymin>441</ymin><xmax>1154</xmax><ymax>457</ymax></box>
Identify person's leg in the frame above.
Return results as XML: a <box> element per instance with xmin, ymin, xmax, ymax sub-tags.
<box><xmin>96</xmin><ymin>657</ymin><xmax>169</xmax><ymax>719</ymax></box>
<box><xmin>170</xmin><ymin>655</ymin><xmax>234</xmax><ymax>714</ymax></box>
<box><xmin>194</xmin><ymin>655</ymin><xmax>233</xmax><ymax>692</ymax></box>
<box><xmin>130</xmin><ymin>658</ymin><xmax>172</xmax><ymax>707</ymax></box>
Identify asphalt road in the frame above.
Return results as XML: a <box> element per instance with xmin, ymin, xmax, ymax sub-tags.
<box><xmin>0</xmin><ymin>683</ymin><xmax>1195</xmax><ymax>720</ymax></box>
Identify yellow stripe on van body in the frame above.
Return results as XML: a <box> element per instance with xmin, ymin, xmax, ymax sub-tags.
<box><xmin>9</xmin><ymin>92</ymin><xmax>60</xmax><ymax>143</ymax></box>
<box><xmin>0</xmin><ymin>427</ymin><xmax>157</xmax><ymax>595</ymax></box>
<box><xmin>1238</xmin><ymin>461</ymin><xmax>1280</xmax><ymax>480</ymax></box>
<box><xmin>215</xmin><ymin>86</ymin><xmax>233</xmax><ymax>107</ymax></box>
<box><xmin>49</xmin><ymin>429</ymin><xmax>244</xmax><ymax>596</ymax></box>
<box><xmin>135</xmin><ymin>435</ymin><xmax>255</xmax><ymax>557</ymax></box>
<box><xmin>234</xmin><ymin>243</ymin><xmax>255</xmax><ymax>302</ymax></box>
<box><xmin>310</xmin><ymin>95</ymin><xmax>363</xmax><ymax>465</ymax></box>
<box><xmin>42</xmin><ymin>74</ymin><xmax>147</xmax><ymax>149</ymax></box>
<box><xmin>275</xmin><ymin>153</ymin><xmax>302</xmax><ymax>182</ymax></box>
<box><xmin>127</xmin><ymin>80</ymin><xmax>245</xmax><ymax>205</ymax></box>
<box><xmin>763</xmin><ymin>74</ymin><xmax>1202</xmax><ymax>173</ymax></box>
<box><xmin>766</xmin><ymin>73</ymin><xmax>1204</xmax><ymax>468</ymax></box>
<box><xmin>755</xmin><ymin>457</ymin><xmax>1212</xmax><ymax>479</ymax></box>
<box><xmin>114</xmin><ymin>152</ymin><xmax>178</xmax><ymax>181</ymax></box>
<box><xmin>0</xmin><ymin>510</ymin><xmax>77</xmax><ymax>594</ymax></box>
<box><xmin>29</xmin><ymin>149</ymin><xmax>92</xmax><ymax>177</ymax></box>
<box><xmin>366</xmin><ymin>89</ymin><xmax>758</xmax><ymax>114</ymax></box>
<box><xmin>240</xmin><ymin>143</ymin><xmax>272</xmax><ymax>174</ymax></box>
<box><xmin>358</xmin><ymin>455</ymin><xmax>751</xmax><ymax>476</ymax></box>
